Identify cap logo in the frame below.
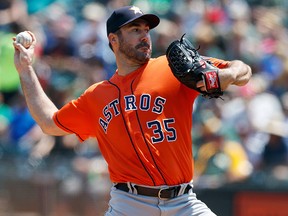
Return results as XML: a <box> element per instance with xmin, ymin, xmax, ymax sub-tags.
<box><xmin>129</xmin><ymin>6</ymin><xmax>143</xmax><ymax>15</ymax></box>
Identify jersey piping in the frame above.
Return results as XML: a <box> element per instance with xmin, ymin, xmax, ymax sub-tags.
<box><xmin>130</xmin><ymin>78</ymin><xmax>167</xmax><ymax>185</ymax></box>
<box><xmin>108</xmin><ymin>79</ymin><xmax>156</xmax><ymax>185</ymax></box>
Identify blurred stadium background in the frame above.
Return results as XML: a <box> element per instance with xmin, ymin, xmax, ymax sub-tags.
<box><xmin>1</xmin><ymin>0</ymin><xmax>288</xmax><ymax>215</ymax></box>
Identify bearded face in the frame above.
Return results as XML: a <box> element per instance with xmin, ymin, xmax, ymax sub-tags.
<box><xmin>117</xmin><ymin>30</ymin><xmax>152</xmax><ymax>64</ymax></box>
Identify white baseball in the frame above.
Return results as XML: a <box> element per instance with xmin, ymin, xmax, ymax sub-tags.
<box><xmin>16</xmin><ymin>31</ymin><xmax>33</xmax><ymax>48</ymax></box>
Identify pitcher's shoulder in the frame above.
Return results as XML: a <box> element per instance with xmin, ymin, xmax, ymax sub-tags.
<box><xmin>148</xmin><ymin>55</ymin><xmax>170</xmax><ymax>70</ymax></box>
<box><xmin>149</xmin><ymin>55</ymin><xmax>168</xmax><ymax>63</ymax></box>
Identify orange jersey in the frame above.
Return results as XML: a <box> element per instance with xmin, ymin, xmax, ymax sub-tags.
<box><xmin>53</xmin><ymin>55</ymin><xmax>229</xmax><ymax>186</ymax></box>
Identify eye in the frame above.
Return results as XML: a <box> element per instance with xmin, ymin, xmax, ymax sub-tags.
<box><xmin>132</xmin><ymin>28</ymin><xmax>140</xmax><ymax>32</ymax></box>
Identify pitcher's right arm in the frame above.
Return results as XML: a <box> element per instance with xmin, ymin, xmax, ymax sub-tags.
<box><xmin>13</xmin><ymin>31</ymin><xmax>69</xmax><ymax>136</ymax></box>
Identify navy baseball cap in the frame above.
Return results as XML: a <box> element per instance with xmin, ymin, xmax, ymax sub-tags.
<box><xmin>106</xmin><ymin>6</ymin><xmax>160</xmax><ymax>36</ymax></box>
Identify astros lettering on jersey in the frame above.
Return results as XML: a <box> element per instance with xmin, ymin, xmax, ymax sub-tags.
<box><xmin>53</xmin><ymin>55</ymin><xmax>229</xmax><ymax>186</ymax></box>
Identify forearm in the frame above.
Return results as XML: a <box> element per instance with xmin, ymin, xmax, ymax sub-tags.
<box><xmin>19</xmin><ymin>66</ymin><xmax>67</xmax><ymax>136</ymax></box>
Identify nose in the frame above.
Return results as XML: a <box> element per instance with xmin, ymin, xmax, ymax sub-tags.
<box><xmin>141</xmin><ymin>31</ymin><xmax>149</xmax><ymax>42</ymax></box>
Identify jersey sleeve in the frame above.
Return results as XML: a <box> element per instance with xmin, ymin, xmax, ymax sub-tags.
<box><xmin>207</xmin><ymin>57</ymin><xmax>230</xmax><ymax>69</ymax></box>
<box><xmin>53</xmin><ymin>88</ymin><xmax>95</xmax><ymax>142</ymax></box>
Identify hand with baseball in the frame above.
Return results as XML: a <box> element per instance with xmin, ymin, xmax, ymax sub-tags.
<box><xmin>13</xmin><ymin>31</ymin><xmax>36</xmax><ymax>74</ymax></box>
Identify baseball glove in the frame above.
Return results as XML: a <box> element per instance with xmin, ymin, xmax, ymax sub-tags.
<box><xmin>166</xmin><ymin>34</ymin><xmax>223</xmax><ymax>99</ymax></box>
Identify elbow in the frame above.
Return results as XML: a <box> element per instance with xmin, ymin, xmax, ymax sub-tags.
<box><xmin>39</xmin><ymin>121</ymin><xmax>66</xmax><ymax>136</ymax></box>
<box><xmin>39</xmin><ymin>124</ymin><xmax>55</xmax><ymax>136</ymax></box>
<box><xmin>34</xmin><ymin>117</ymin><xmax>55</xmax><ymax>135</ymax></box>
<box><xmin>245</xmin><ymin>64</ymin><xmax>252</xmax><ymax>79</ymax></box>
<box><xmin>242</xmin><ymin>64</ymin><xmax>252</xmax><ymax>85</ymax></box>
<box><xmin>41</xmin><ymin>125</ymin><xmax>53</xmax><ymax>135</ymax></box>
<box><xmin>248</xmin><ymin>65</ymin><xmax>252</xmax><ymax>78</ymax></box>
<box><xmin>230</xmin><ymin>61</ymin><xmax>253</xmax><ymax>86</ymax></box>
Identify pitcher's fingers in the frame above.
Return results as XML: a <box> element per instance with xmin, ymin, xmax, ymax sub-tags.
<box><xmin>26</xmin><ymin>31</ymin><xmax>37</xmax><ymax>45</ymax></box>
<box><xmin>13</xmin><ymin>40</ymin><xmax>27</xmax><ymax>52</ymax></box>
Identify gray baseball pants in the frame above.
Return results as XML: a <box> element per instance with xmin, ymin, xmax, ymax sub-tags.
<box><xmin>105</xmin><ymin>183</ymin><xmax>216</xmax><ymax>216</ymax></box>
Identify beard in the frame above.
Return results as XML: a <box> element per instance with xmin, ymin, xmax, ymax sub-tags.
<box><xmin>118</xmin><ymin>35</ymin><xmax>152</xmax><ymax>64</ymax></box>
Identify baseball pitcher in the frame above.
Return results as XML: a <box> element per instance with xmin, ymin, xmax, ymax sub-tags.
<box><xmin>13</xmin><ymin>5</ymin><xmax>252</xmax><ymax>216</ymax></box>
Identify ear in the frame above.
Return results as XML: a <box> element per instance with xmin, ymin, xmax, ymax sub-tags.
<box><xmin>108</xmin><ymin>33</ymin><xmax>117</xmax><ymax>44</ymax></box>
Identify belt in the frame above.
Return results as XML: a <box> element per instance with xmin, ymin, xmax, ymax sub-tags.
<box><xmin>114</xmin><ymin>183</ymin><xmax>192</xmax><ymax>199</ymax></box>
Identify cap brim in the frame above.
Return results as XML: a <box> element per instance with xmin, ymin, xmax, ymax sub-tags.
<box><xmin>120</xmin><ymin>14</ymin><xmax>160</xmax><ymax>30</ymax></box>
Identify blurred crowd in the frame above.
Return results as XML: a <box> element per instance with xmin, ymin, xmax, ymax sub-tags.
<box><xmin>1</xmin><ymin>0</ymin><xmax>288</xmax><ymax>212</ymax></box>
